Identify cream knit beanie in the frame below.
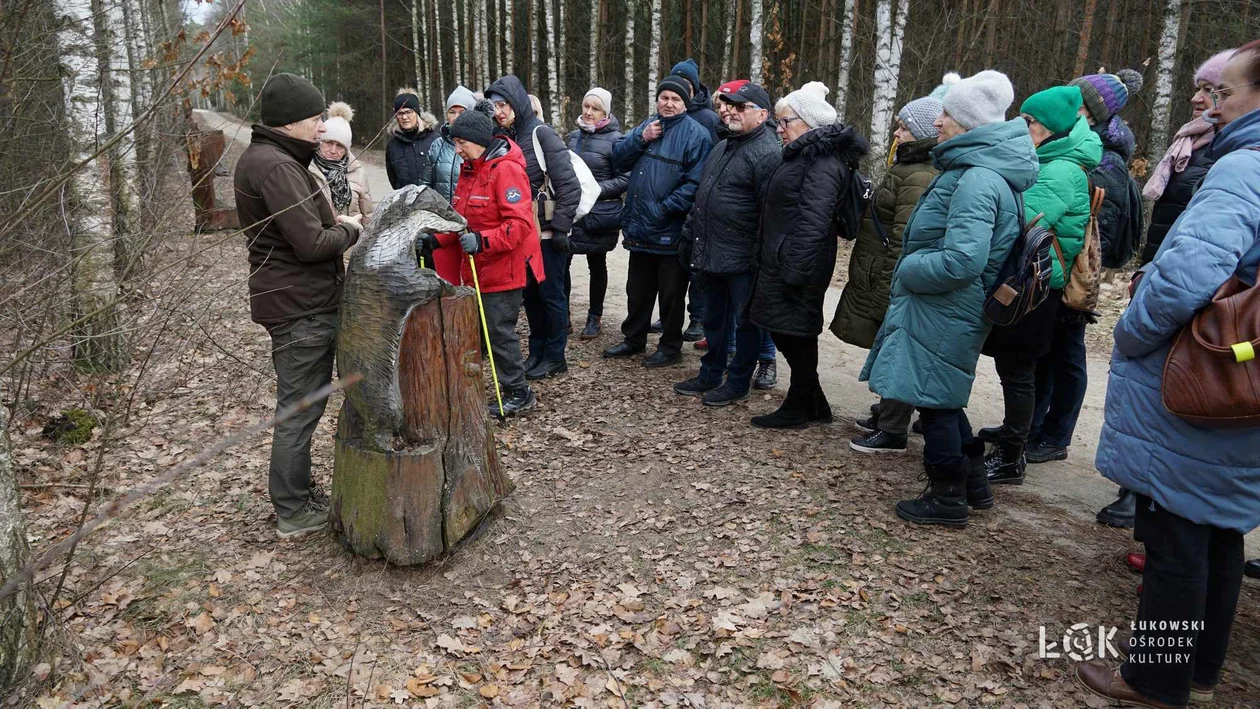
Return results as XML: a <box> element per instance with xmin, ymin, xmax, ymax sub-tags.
<box><xmin>784</xmin><ymin>81</ymin><xmax>838</xmax><ymax>129</ymax></box>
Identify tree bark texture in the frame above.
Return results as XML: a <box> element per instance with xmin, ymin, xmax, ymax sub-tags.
<box><xmin>0</xmin><ymin>401</ymin><xmax>37</xmax><ymax>691</ymax></box>
<box><xmin>1148</xmin><ymin>0</ymin><xmax>1183</xmax><ymax>165</ymax></box>
<box><xmin>544</xmin><ymin>0</ymin><xmax>561</xmax><ymax>124</ymax></box>
<box><xmin>1073</xmin><ymin>0</ymin><xmax>1099</xmax><ymax>78</ymax></box>
<box><xmin>647</xmin><ymin>0</ymin><xmax>661</xmax><ymax>113</ymax></box>
<box><xmin>748</xmin><ymin>0</ymin><xmax>761</xmax><ymax>83</ymax></box>
<box><xmin>833</xmin><ymin>0</ymin><xmax>855</xmax><ymax>119</ymax></box>
<box><xmin>332</xmin><ymin>186</ymin><xmax>512</xmax><ymax>565</ymax></box>
<box><xmin>624</xmin><ymin>0</ymin><xmax>636</xmax><ymax>125</ymax></box>
<box><xmin>867</xmin><ymin>0</ymin><xmax>908</xmax><ymax>182</ymax></box>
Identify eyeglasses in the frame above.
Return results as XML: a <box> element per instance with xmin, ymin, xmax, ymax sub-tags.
<box><xmin>729</xmin><ymin>102</ymin><xmax>763</xmax><ymax>113</ymax></box>
<box><xmin>776</xmin><ymin>116</ymin><xmax>803</xmax><ymax>128</ymax></box>
<box><xmin>396</xmin><ymin>109</ymin><xmax>416</xmax><ymax>118</ymax></box>
<box><xmin>492</xmin><ymin>100</ymin><xmax>510</xmax><ymax>110</ymax></box>
<box><xmin>1210</xmin><ymin>82</ymin><xmax>1260</xmax><ymax>105</ymax></box>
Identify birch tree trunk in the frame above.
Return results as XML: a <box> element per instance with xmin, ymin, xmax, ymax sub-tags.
<box><xmin>97</xmin><ymin>0</ymin><xmax>139</xmax><ymax>284</ymax></box>
<box><xmin>748</xmin><ymin>0</ymin><xmax>763</xmax><ymax>83</ymax></box>
<box><xmin>479</xmin><ymin>0</ymin><xmax>490</xmax><ymax>87</ymax></box>
<box><xmin>1148</xmin><ymin>0</ymin><xmax>1184</xmax><ymax>165</ymax></box>
<box><xmin>433</xmin><ymin>0</ymin><xmax>446</xmax><ymax>92</ymax></box>
<box><xmin>646</xmin><ymin>0</ymin><xmax>661</xmax><ymax>112</ymax></box>
<box><xmin>868</xmin><ymin>0</ymin><xmax>909</xmax><ymax>181</ymax></box>
<box><xmin>590</xmin><ymin>0</ymin><xmax>600</xmax><ymax>85</ymax></box>
<box><xmin>420</xmin><ymin>0</ymin><xmax>430</xmax><ymax>103</ymax></box>
<box><xmin>453</xmin><ymin>0</ymin><xmax>464</xmax><ymax>86</ymax></box>
<box><xmin>722</xmin><ymin>0</ymin><xmax>735</xmax><ymax>79</ymax></box>
<box><xmin>543</xmin><ymin>0</ymin><xmax>561</xmax><ymax>124</ymax></box>
<box><xmin>0</xmin><ymin>399</ymin><xmax>36</xmax><ymax>691</ymax></box>
<box><xmin>557</xmin><ymin>0</ymin><xmax>566</xmax><ymax>114</ymax></box>
<box><xmin>505</xmin><ymin>0</ymin><xmax>514</xmax><ymax>77</ymax></box>
<box><xmin>625</xmin><ymin>0</ymin><xmax>636</xmax><ymax>125</ymax></box>
<box><xmin>530</xmin><ymin>0</ymin><xmax>539</xmax><ymax>89</ymax></box>
<box><xmin>491</xmin><ymin>0</ymin><xmax>501</xmax><ymax>77</ymax></box>
<box><xmin>833</xmin><ymin>0</ymin><xmax>856</xmax><ymax>120</ymax></box>
<box><xmin>56</xmin><ymin>0</ymin><xmax>127</xmax><ymax>372</ymax></box>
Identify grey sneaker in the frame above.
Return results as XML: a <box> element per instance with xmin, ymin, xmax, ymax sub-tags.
<box><xmin>753</xmin><ymin>360</ymin><xmax>777</xmax><ymax>390</ymax></box>
<box><xmin>277</xmin><ymin>503</ymin><xmax>329</xmax><ymax>539</ymax></box>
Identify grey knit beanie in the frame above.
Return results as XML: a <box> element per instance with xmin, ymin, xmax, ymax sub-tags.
<box><xmin>940</xmin><ymin>70</ymin><xmax>1014</xmax><ymax>131</ymax></box>
<box><xmin>897</xmin><ymin>96</ymin><xmax>943</xmax><ymax>141</ymax></box>
<box><xmin>445</xmin><ymin>85</ymin><xmax>478</xmax><ymax>114</ymax></box>
<box><xmin>449</xmin><ymin>99</ymin><xmax>497</xmax><ymax>147</ymax></box>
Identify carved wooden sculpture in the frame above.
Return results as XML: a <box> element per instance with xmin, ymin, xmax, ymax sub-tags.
<box><xmin>332</xmin><ymin>185</ymin><xmax>512</xmax><ymax>565</ymax></box>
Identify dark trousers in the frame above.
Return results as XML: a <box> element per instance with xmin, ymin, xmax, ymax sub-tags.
<box><xmin>698</xmin><ymin>271</ymin><xmax>759</xmax><ymax>392</ymax></box>
<box><xmin>770</xmin><ymin>332</ymin><xmax>820</xmax><ymax>405</ymax></box>
<box><xmin>268</xmin><ymin>313</ymin><xmax>338</xmax><ymax>518</ymax></box>
<box><xmin>877</xmin><ymin>398</ymin><xmax>915</xmax><ymax>436</ymax></box>
<box><xmin>917</xmin><ymin>407</ymin><xmax>973</xmax><ymax>470</ymax></box>
<box><xmin>480</xmin><ymin>288</ymin><xmax>527</xmax><ymax>391</ymax></box>
<box><xmin>523</xmin><ymin>238</ymin><xmax>569</xmax><ymax>362</ymax></box>
<box><xmin>564</xmin><ymin>252</ymin><xmax>609</xmax><ymax>318</ymax></box>
<box><xmin>688</xmin><ymin>276</ymin><xmax>704</xmax><ymax>323</ymax></box>
<box><xmin>623</xmin><ymin>251</ymin><xmax>689</xmax><ymax>355</ymax></box>
<box><xmin>993</xmin><ymin>354</ymin><xmax>1038</xmax><ymax>449</ymax></box>
<box><xmin>1029</xmin><ymin>318</ymin><xmax>1088</xmax><ymax>448</ymax></box>
<box><xmin>1122</xmin><ymin>495</ymin><xmax>1244</xmax><ymax>706</ymax></box>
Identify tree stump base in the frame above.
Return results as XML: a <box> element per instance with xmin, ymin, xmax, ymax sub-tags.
<box><xmin>329</xmin><ymin>185</ymin><xmax>511</xmax><ymax>565</ymax></box>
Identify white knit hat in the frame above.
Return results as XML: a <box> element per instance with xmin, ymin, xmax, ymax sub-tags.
<box><xmin>445</xmin><ymin>85</ymin><xmax>478</xmax><ymax>114</ymax></box>
<box><xmin>322</xmin><ymin>101</ymin><xmax>354</xmax><ymax>148</ymax></box>
<box><xmin>784</xmin><ymin>81</ymin><xmax>837</xmax><ymax>129</ymax></box>
<box><xmin>940</xmin><ymin>70</ymin><xmax>1014</xmax><ymax>131</ymax></box>
<box><xmin>583</xmin><ymin>87</ymin><xmax>613</xmax><ymax>115</ymax></box>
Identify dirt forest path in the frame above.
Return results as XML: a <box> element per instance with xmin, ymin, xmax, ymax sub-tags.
<box><xmin>196</xmin><ymin>110</ymin><xmax>1258</xmax><ymax>557</ymax></box>
<box><xmin>32</xmin><ymin>110</ymin><xmax>1241</xmax><ymax>708</ymax></box>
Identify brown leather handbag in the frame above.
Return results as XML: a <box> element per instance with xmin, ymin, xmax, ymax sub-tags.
<box><xmin>1162</xmin><ymin>262</ymin><xmax>1260</xmax><ymax>427</ymax></box>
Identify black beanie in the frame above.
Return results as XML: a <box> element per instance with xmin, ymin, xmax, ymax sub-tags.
<box><xmin>260</xmin><ymin>73</ymin><xmax>326</xmax><ymax>127</ymax></box>
<box><xmin>449</xmin><ymin>99</ymin><xmax>497</xmax><ymax>147</ymax></box>
<box><xmin>656</xmin><ymin>76</ymin><xmax>693</xmax><ymax>102</ymax></box>
<box><xmin>394</xmin><ymin>91</ymin><xmax>421</xmax><ymax>113</ymax></box>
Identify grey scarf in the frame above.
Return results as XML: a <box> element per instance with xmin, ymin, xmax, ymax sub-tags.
<box><xmin>313</xmin><ymin>153</ymin><xmax>351</xmax><ymax>214</ymax></box>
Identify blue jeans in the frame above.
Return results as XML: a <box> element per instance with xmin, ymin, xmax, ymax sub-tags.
<box><xmin>524</xmin><ymin>238</ymin><xmax>569</xmax><ymax>362</ymax></box>
<box><xmin>1029</xmin><ymin>318</ymin><xmax>1088</xmax><ymax>448</ymax></box>
<box><xmin>698</xmin><ymin>271</ymin><xmax>759</xmax><ymax>393</ymax></box>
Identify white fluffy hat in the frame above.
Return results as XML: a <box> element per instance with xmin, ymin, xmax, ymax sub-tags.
<box><xmin>323</xmin><ymin>101</ymin><xmax>354</xmax><ymax>149</ymax></box>
<box><xmin>940</xmin><ymin>70</ymin><xmax>1014</xmax><ymax>131</ymax></box>
<box><xmin>784</xmin><ymin>81</ymin><xmax>837</xmax><ymax>129</ymax></box>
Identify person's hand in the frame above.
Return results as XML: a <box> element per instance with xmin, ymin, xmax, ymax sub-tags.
<box><xmin>552</xmin><ymin>231</ymin><xmax>571</xmax><ymax>254</ymax></box>
<box><xmin>337</xmin><ymin>214</ymin><xmax>363</xmax><ymax>231</ymax></box>
<box><xmin>460</xmin><ymin>231</ymin><xmax>484</xmax><ymax>255</ymax></box>
<box><xmin>415</xmin><ymin>233</ymin><xmax>439</xmax><ymax>265</ymax></box>
<box><xmin>643</xmin><ymin>120</ymin><xmax>663</xmax><ymax>143</ymax></box>
<box><xmin>678</xmin><ymin>239</ymin><xmax>694</xmax><ymax>272</ymax></box>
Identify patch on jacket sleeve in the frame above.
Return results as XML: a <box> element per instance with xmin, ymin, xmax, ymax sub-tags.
<box><xmin>505</xmin><ymin>187</ymin><xmax>522</xmax><ymax>204</ymax></box>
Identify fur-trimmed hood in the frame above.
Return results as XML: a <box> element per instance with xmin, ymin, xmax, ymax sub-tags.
<box><xmin>783</xmin><ymin>123</ymin><xmax>871</xmax><ymax>166</ymax></box>
<box><xmin>387</xmin><ymin>88</ymin><xmax>438</xmax><ymax>137</ymax></box>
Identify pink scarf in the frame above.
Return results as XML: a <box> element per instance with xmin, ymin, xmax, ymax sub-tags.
<box><xmin>577</xmin><ymin>115</ymin><xmax>611</xmax><ymax>133</ymax></box>
<box><xmin>1143</xmin><ymin>117</ymin><xmax>1217</xmax><ymax>200</ymax></box>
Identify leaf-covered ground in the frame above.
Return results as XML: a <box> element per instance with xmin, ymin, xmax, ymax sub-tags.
<box><xmin>11</xmin><ymin>228</ymin><xmax>1260</xmax><ymax>708</ymax></box>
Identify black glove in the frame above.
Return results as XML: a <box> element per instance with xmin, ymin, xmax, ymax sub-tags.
<box><xmin>552</xmin><ymin>231</ymin><xmax>571</xmax><ymax>254</ymax></box>
<box><xmin>678</xmin><ymin>238</ymin><xmax>694</xmax><ymax>272</ymax></box>
<box><xmin>415</xmin><ymin>233</ymin><xmax>439</xmax><ymax>266</ymax></box>
<box><xmin>459</xmin><ymin>231</ymin><xmax>485</xmax><ymax>255</ymax></box>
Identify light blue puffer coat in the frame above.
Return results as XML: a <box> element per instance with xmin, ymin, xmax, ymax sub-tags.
<box><xmin>1095</xmin><ymin>108</ymin><xmax>1260</xmax><ymax>535</ymax></box>
<box><xmin>860</xmin><ymin>119</ymin><xmax>1039</xmax><ymax>409</ymax></box>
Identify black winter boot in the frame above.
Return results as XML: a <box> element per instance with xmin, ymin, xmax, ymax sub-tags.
<box><xmin>963</xmin><ymin>439</ymin><xmax>993</xmax><ymax>510</ymax></box>
<box><xmin>751</xmin><ymin>385</ymin><xmax>810</xmax><ymax>429</ymax></box>
<box><xmin>579</xmin><ymin>314</ymin><xmax>602</xmax><ymax>340</ymax></box>
<box><xmin>808</xmin><ymin>386</ymin><xmax>833</xmax><ymax>423</ymax></box>
<box><xmin>977</xmin><ymin>425</ymin><xmax>1002</xmax><ymax>443</ymax></box>
<box><xmin>1096</xmin><ymin>488</ymin><xmax>1136</xmax><ymax>528</ymax></box>
<box><xmin>985</xmin><ymin>442</ymin><xmax>1026</xmax><ymax>485</ymax></box>
<box><xmin>895</xmin><ymin>463</ymin><xmax>969</xmax><ymax>528</ymax></box>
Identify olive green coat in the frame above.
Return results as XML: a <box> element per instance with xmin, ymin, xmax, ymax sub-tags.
<box><xmin>830</xmin><ymin>138</ymin><xmax>939</xmax><ymax>349</ymax></box>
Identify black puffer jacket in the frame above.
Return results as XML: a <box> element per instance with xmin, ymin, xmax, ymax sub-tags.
<box><xmin>385</xmin><ymin>119</ymin><xmax>439</xmax><ymax>189</ymax></box>
<box><xmin>684</xmin><ymin>122</ymin><xmax>782</xmax><ymax>274</ymax></box>
<box><xmin>1089</xmin><ymin>116</ymin><xmax>1145</xmax><ymax>269</ymax></box>
<box><xmin>486</xmin><ymin>75</ymin><xmax>582</xmax><ymax>236</ymax></box>
<box><xmin>750</xmin><ymin>124</ymin><xmax>870</xmax><ymax>337</ymax></box>
<box><xmin>566</xmin><ymin>117</ymin><xmax>628</xmax><ymax>254</ymax></box>
<box><xmin>1141</xmin><ymin>145</ymin><xmax>1215</xmax><ymax>265</ymax></box>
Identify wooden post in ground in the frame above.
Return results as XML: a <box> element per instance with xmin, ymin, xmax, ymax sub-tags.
<box><xmin>331</xmin><ymin>185</ymin><xmax>512</xmax><ymax>565</ymax></box>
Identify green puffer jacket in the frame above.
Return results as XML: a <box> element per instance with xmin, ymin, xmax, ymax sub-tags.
<box><xmin>830</xmin><ymin>138</ymin><xmax>939</xmax><ymax>349</ymax></box>
<box><xmin>1025</xmin><ymin>116</ymin><xmax>1103</xmax><ymax>288</ymax></box>
<box><xmin>859</xmin><ymin>119</ymin><xmax>1039</xmax><ymax>409</ymax></box>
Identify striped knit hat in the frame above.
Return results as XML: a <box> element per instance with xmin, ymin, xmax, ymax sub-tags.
<box><xmin>1070</xmin><ymin>69</ymin><xmax>1144</xmax><ymax>123</ymax></box>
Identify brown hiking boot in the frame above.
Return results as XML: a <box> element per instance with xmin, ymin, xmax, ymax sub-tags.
<box><xmin>1075</xmin><ymin>661</ymin><xmax>1187</xmax><ymax>709</ymax></box>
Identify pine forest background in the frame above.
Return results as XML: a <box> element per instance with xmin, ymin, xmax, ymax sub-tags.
<box><xmin>202</xmin><ymin>0</ymin><xmax>1259</xmax><ymax>169</ymax></box>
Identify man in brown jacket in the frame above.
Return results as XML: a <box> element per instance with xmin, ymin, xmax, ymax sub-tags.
<box><xmin>235</xmin><ymin>72</ymin><xmax>361</xmax><ymax>539</ymax></box>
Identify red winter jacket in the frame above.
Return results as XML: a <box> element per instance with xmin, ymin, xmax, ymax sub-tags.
<box><xmin>435</xmin><ymin>138</ymin><xmax>543</xmax><ymax>293</ymax></box>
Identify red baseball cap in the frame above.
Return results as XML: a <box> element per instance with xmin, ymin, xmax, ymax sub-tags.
<box><xmin>717</xmin><ymin>79</ymin><xmax>750</xmax><ymax>96</ymax></box>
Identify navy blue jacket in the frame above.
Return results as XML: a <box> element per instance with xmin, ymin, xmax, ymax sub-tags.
<box><xmin>612</xmin><ymin>112</ymin><xmax>712</xmax><ymax>255</ymax></box>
